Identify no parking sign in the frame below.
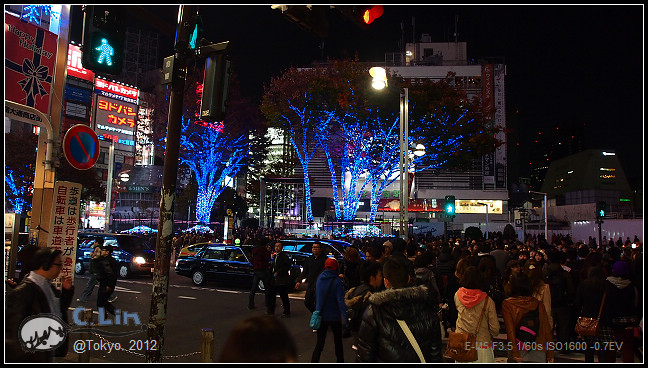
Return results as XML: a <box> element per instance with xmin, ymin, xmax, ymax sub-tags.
<box><xmin>62</xmin><ymin>124</ymin><xmax>100</xmax><ymax>170</ymax></box>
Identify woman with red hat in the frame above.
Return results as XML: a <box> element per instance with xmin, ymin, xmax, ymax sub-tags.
<box><xmin>311</xmin><ymin>257</ymin><xmax>348</xmax><ymax>363</ymax></box>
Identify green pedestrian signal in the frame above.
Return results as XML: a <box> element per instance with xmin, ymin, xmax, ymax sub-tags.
<box><xmin>81</xmin><ymin>5</ymin><xmax>124</xmax><ymax>75</ymax></box>
<box><xmin>445</xmin><ymin>195</ymin><xmax>456</xmax><ymax>217</ymax></box>
<box><xmin>596</xmin><ymin>201</ymin><xmax>607</xmax><ymax>219</ymax></box>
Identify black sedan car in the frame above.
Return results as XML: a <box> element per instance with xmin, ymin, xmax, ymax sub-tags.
<box><xmin>174</xmin><ymin>244</ymin><xmax>307</xmax><ymax>289</ymax></box>
<box><xmin>279</xmin><ymin>238</ymin><xmax>365</xmax><ymax>262</ymax></box>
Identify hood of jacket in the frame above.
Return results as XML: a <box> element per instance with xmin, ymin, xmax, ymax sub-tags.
<box><xmin>318</xmin><ymin>268</ymin><xmax>339</xmax><ymax>282</ymax></box>
<box><xmin>368</xmin><ymin>284</ymin><xmax>433</xmax><ymax>311</ymax></box>
<box><xmin>607</xmin><ymin>276</ymin><xmax>632</xmax><ymax>289</ymax></box>
<box><xmin>456</xmin><ymin>287</ymin><xmax>487</xmax><ymax>309</ymax></box>
<box><xmin>503</xmin><ymin>295</ymin><xmax>539</xmax><ymax>310</ymax></box>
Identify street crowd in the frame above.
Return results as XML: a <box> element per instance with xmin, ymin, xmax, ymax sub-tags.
<box><xmin>220</xmin><ymin>228</ymin><xmax>643</xmax><ymax>363</ymax></box>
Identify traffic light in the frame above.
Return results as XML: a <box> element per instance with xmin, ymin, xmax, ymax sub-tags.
<box><xmin>445</xmin><ymin>195</ymin><xmax>456</xmax><ymax>217</ymax></box>
<box><xmin>334</xmin><ymin>5</ymin><xmax>385</xmax><ymax>28</ymax></box>
<box><xmin>271</xmin><ymin>5</ymin><xmax>329</xmax><ymax>38</ymax></box>
<box><xmin>198</xmin><ymin>41</ymin><xmax>231</xmax><ymax>122</ymax></box>
<box><xmin>596</xmin><ymin>201</ymin><xmax>607</xmax><ymax>219</ymax></box>
<box><xmin>81</xmin><ymin>5</ymin><xmax>124</xmax><ymax>75</ymax></box>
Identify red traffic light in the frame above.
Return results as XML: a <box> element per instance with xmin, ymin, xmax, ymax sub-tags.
<box><xmin>362</xmin><ymin>5</ymin><xmax>384</xmax><ymax>24</ymax></box>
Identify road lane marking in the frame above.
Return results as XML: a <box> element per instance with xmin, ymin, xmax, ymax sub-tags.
<box><xmin>178</xmin><ymin>296</ymin><xmax>197</xmax><ymax>300</ymax></box>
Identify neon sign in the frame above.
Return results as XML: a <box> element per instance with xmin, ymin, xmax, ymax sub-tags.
<box><xmin>67</xmin><ymin>43</ymin><xmax>95</xmax><ymax>81</ymax></box>
<box><xmin>94</xmin><ymin>78</ymin><xmax>139</xmax><ymax>104</ymax></box>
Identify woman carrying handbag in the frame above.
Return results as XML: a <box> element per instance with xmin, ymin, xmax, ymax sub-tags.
<box><xmin>452</xmin><ymin>266</ymin><xmax>500</xmax><ymax>363</ymax></box>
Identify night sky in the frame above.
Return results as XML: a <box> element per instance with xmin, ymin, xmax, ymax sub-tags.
<box><xmin>69</xmin><ymin>5</ymin><xmax>644</xmax><ymax>187</ymax></box>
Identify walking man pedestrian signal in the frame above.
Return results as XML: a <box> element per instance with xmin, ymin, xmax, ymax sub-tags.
<box><xmin>445</xmin><ymin>195</ymin><xmax>456</xmax><ymax>217</ymax></box>
<box><xmin>96</xmin><ymin>39</ymin><xmax>114</xmax><ymax>66</ymax></box>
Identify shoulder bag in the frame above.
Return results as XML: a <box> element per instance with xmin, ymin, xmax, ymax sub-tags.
<box><xmin>309</xmin><ymin>279</ymin><xmax>334</xmax><ymax>330</ymax></box>
<box><xmin>575</xmin><ymin>290</ymin><xmax>606</xmax><ymax>337</ymax></box>
<box><xmin>445</xmin><ymin>297</ymin><xmax>488</xmax><ymax>362</ymax></box>
<box><xmin>397</xmin><ymin>319</ymin><xmax>426</xmax><ymax>363</ymax></box>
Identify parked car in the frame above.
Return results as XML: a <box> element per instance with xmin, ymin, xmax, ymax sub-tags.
<box><xmin>75</xmin><ymin>233</ymin><xmax>155</xmax><ymax>279</ymax></box>
<box><xmin>279</xmin><ymin>238</ymin><xmax>364</xmax><ymax>263</ymax></box>
<box><xmin>174</xmin><ymin>243</ymin><xmax>306</xmax><ymax>289</ymax></box>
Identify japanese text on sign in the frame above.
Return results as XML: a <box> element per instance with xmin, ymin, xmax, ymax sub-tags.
<box><xmin>47</xmin><ymin>181</ymin><xmax>82</xmax><ymax>288</ymax></box>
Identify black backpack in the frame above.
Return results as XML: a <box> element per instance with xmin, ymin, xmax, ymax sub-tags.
<box><xmin>516</xmin><ymin>304</ymin><xmax>540</xmax><ymax>346</ymax></box>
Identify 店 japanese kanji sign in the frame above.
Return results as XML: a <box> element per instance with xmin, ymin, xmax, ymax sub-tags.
<box><xmin>5</xmin><ymin>13</ymin><xmax>58</xmax><ymax>116</ymax></box>
<box><xmin>47</xmin><ymin>181</ymin><xmax>82</xmax><ymax>287</ymax></box>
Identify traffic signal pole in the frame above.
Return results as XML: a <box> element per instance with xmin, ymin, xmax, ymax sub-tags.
<box><xmin>145</xmin><ymin>5</ymin><xmax>196</xmax><ymax>363</ymax></box>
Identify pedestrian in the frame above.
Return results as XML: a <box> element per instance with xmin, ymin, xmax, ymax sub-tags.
<box><xmin>266</xmin><ymin>241</ymin><xmax>291</xmax><ymax>317</ymax></box>
<box><xmin>311</xmin><ymin>258</ymin><xmax>348</xmax><ymax>363</ymax></box>
<box><xmin>573</xmin><ymin>266</ymin><xmax>614</xmax><ymax>362</ymax></box>
<box><xmin>15</xmin><ymin>243</ymin><xmax>39</xmax><ymax>283</ymax></box>
<box><xmin>441</xmin><ymin>258</ymin><xmax>471</xmax><ymax>337</ymax></box>
<box><xmin>502</xmin><ymin>259</ymin><xmax>522</xmax><ymax>297</ymax></box>
<box><xmin>356</xmin><ymin>257</ymin><xmax>443</xmax><ymax>362</ymax></box>
<box><xmin>248</xmin><ymin>237</ymin><xmax>271</xmax><ymax>310</ymax></box>
<box><xmin>295</xmin><ymin>241</ymin><xmax>327</xmax><ymax>313</ymax></box>
<box><xmin>77</xmin><ymin>241</ymin><xmax>103</xmax><ymax>303</ymax></box>
<box><xmin>382</xmin><ymin>240</ymin><xmax>393</xmax><ymax>258</ymax></box>
<box><xmin>339</xmin><ymin>246</ymin><xmax>363</xmax><ymax>290</ymax></box>
<box><xmin>605</xmin><ymin>260</ymin><xmax>640</xmax><ymax>362</ymax></box>
<box><xmin>454</xmin><ymin>266</ymin><xmax>500</xmax><ymax>363</ymax></box>
<box><xmin>219</xmin><ymin>315</ymin><xmax>297</xmax><ymax>362</ymax></box>
<box><xmin>5</xmin><ymin>248</ymin><xmax>74</xmax><ymax>362</ymax></box>
<box><xmin>344</xmin><ymin>260</ymin><xmax>383</xmax><ymax>348</ymax></box>
<box><xmin>544</xmin><ymin>251</ymin><xmax>574</xmax><ymax>352</ymax></box>
<box><xmin>501</xmin><ymin>272</ymin><xmax>554</xmax><ymax>363</ymax></box>
<box><xmin>524</xmin><ymin>259</ymin><xmax>553</xmax><ymax>329</ymax></box>
<box><xmin>96</xmin><ymin>245</ymin><xmax>119</xmax><ymax>316</ymax></box>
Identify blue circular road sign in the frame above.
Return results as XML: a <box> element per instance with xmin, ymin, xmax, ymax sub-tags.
<box><xmin>62</xmin><ymin>124</ymin><xmax>100</xmax><ymax>170</ymax></box>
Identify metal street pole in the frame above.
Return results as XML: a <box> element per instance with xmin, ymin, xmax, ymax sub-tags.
<box><xmin>478</xmin><ymin>202</ymin><xmax>489</xmax><ymax>240</ymax></box>
<box><xmin>104</xmin><ymin>141</ymin><xmax>114</xmax><ymax>232</ymax></box>
<box><xmin>146</xmin><ymin>5</ymin><xmax>196</xmax><ymax>363</ymax></box>
<box><xmin>530</xmin><ymin>191</ymin><xmax>548</xmax><ymax>241</ymax></box>
<box><xmin>399</xmin><ymin>87</ymin><xmax>409</xmax><ymax>241</ymax></box>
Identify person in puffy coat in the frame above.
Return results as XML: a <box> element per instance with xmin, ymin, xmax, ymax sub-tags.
<box><xmin>311</xmin><ymin>258</ymin><xmax>347</xmax><ymax>363</ymax></box>
<box><xmin>454</xmin><ymin>266</ymin><xmax>500</xmax><ymax>363</ymax></box>
<box><xmin>356</xmin><ymin>257</ymin><xmax>442</xmax><ymax>362</ymax></box>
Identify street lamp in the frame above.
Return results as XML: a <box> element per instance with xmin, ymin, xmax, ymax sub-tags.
<box><xmin>370</xmin><ymin>66</ymin><xmax>410</xmax><ymax>240</ymax></box>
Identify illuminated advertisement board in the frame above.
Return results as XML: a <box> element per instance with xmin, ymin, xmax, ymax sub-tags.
<box><xmin>93</xmin><ymin>95</ymin><xmax>137</xmax><ymax>151</ymax></box>
<box><xmin>94</xmin><ymin>78</ymin><xmax>139</xmax><ymax>104</ymax></box>
<box><xmin>67</xmin><ymin>43</ymin><xmax>95</xmax><ymax>81</ymax></box>
<box><xmin>456</xmin><ymin>200</ymin><xmax>503</xmax><ymax>215</ymax></box>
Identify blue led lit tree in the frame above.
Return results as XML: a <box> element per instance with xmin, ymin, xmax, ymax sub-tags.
<box><xmin>179</xmin><ymin>117</ymin><xmax>248</xmax><ymax>224</ymax></box>
<box><xmin>5</xmin><ymin>169</ymin><xmax>30</xmax><ymax>214</ymax></box>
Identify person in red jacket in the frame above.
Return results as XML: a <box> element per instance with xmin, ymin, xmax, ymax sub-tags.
<box><xmin>248</xmin><ymin>237</ymin><xmax>271</xmax><ymax>310</ymax></box>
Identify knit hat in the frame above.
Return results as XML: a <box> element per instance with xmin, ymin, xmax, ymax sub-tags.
<box><xmin>612</xmin><ymin>260</ymin><xmax>630</xmax><ymax>277</ymax></box>
<box><xmin>324</xmin><ymin>257</ymin><xmax>338</xmax><ymax>270</ymax></box>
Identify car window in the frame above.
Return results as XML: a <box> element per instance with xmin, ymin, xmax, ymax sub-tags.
<box><xmin>203</xmin><ymin>249</ymin><xmax>224</xmax><ymax>260</ymax></box>
<box><xmin>224</xmin><ymin>249</ymin><xmax>247</xmax><ymax>262</ymax></box>
<box><xmin>115</xmin><ymin>236</ymin><xmax>148</xmax><ymax>252</ymax></box>
<box><xmin>282</xmin><ymin>243</ymin><xmax>298</xmax><ymax>252</ymax></box>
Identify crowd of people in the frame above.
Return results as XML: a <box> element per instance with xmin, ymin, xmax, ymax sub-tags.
<box><xmin>6</xmin><ymin>225</ymin><xmax>642</xmax><ymax>363</ymax></box>
<box><xmin>237</xmin><ymin>228</ymin><xmax>642</xmax><ymax>363</ymax></box>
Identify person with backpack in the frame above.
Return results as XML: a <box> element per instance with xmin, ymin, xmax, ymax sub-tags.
<box><xmin>544</xmin><ymin>251</ymin><xmax>574</xmax><ymax>353</ymax></box>
<box><xmin>502</xmin><ymin>272</ymin><xmax>554</xmax><ymax>363</ymax></box>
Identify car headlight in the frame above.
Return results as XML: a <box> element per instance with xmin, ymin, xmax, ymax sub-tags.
<box><xmin>134</xmin><ymin>256</ymin><xmax>146</xmax><ymax>264</ymax></box>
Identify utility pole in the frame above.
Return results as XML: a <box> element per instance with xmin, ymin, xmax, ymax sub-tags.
<box><xmin>146</xmin><ymin>5</ymin><xmax>196</xmax><ymax>363</ymax></box>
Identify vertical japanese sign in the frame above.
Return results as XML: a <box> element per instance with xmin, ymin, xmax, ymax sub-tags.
<box><xmin>47</xmin><ymin>181</ymin><xmax>82</xmax><ymax>287</ymax></box>
<box><xmin>481</xmin><ymin>64</ymin><xmax>495</xmax><ymax>185</ymax></box>
<box><xmin>5</xmin><ymin>13</ymin><xmax>58</xmax><ymax>116</ymax></box>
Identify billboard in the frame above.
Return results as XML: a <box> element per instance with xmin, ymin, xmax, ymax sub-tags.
<box><xmin>5</xmin><ymin>13</ymin><xmax>58</xmax><ymax>115</ymax></box>
<box><xmin>93</xmin><ymin>95</ymin><xmax>137</xmax><ymax>152</ymax></box>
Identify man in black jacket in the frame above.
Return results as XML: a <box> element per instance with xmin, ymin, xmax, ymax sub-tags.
<box><xmin>356</xmin><ymin>257</ymin><xmax>442</xmax><ymax>362</ymax></box>
<box><xmin>5</xmin><ymin>248</ymin><xmax>74</xmax><ymax>362</ymax></box>
<box><xmin>295</xmin><ymin>242</ymin><xmax>327</xmax><ymax>312</ymax></box>
<box><xmin>267</xmin><ymin>241</ymin><xmax>292</xmax><ymax>317</ymax></box>
<box><xmin>97</xmin><ymin>245</ymin><xmax>119</xmax><ymax>316</ymax></box>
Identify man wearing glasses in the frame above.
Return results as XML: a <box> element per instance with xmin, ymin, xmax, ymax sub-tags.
<box><xmin>5</xmin><ymin>247</ymin><xmax>74</xmax><ymax>362</ymax></box>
